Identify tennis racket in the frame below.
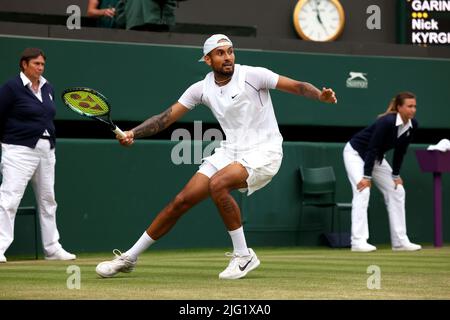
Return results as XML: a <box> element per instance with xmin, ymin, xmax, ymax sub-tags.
<box><xmin>61</xmin><ymin>87</ymin><xmax>126</xmax><ymax>138</ymax></box>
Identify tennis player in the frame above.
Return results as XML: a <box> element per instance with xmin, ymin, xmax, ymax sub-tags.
<box><xmin>96</xmin><ymin>34</ymin><xmax>337</xmax><ymax>279</ymax></box>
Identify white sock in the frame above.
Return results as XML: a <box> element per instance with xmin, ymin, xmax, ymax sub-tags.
<box><xmin>228</xmin><ymin>226</ymin><xmax>249</xmax><ymax>256</ymax></box>
<box><xmin>125</xmin><ymin>231</ymin><xmax>155</xmax><ymax>261</ymax></box>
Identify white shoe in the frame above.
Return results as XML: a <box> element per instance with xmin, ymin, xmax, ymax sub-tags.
<box><xmin>351</xmin><ymin>243</ymin><xmax>377</xmax><ymax>252</ymax></box>
<box><xmin>219</xmin><ymin>248</ymin><xmax>260</xmax><ymax>280</ymax></box>
<box><xmin>45</xmin><ymin>248</ymin><xmax>76</xmax><ymax>260</ymax></box>
<box><xmin>392</xmin><ymin>242</ymin><xmax>422</xmax><ymax>251</ymax></box>
<box><xmin>0</xmin><ymin>253</ymin><xmax>6</xmax><ymax>263</ymax></box>
<box><xmin>96</xmin><ymin>249</ymin><xmax>136</xmax><ymax>278</ymax></box>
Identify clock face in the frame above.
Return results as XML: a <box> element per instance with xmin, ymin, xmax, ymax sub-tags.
<box><xmin>293</xmin><ymin>0</ymin><xmax>345</xmax><ymax>41</ymax></box>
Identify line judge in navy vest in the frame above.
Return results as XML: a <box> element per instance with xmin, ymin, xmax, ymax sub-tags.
<box><xmin>0</xmin><ymin>48</ymin><xmax>76</xmax><ymax>263</ymax></box>
<box><xmin>343</xmin><ymin>92</ymin><xmax>422</xmax><ymax>252</ymax></box>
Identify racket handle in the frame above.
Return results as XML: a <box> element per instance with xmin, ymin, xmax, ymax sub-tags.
<box><xmin>113</xmin><ymin>126</ymin><xmax>126</xmax><ymax>138</ymax></box>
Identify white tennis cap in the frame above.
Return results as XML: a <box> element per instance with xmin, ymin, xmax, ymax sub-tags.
<box><xmin>198</xmin><ymin>34</ymin><xmax>233</xmax><ymax>62</ymax></box>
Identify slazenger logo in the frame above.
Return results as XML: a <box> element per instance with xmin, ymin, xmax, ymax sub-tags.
<box><xmin>346</xmin><ymin>71</ymin><xmax>368</xmax><ymax>89</ymax></box>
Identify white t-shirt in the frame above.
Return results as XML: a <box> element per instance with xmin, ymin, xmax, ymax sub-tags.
<box><xmin>178</xmin><ymin>64</ymin><xmax>283</xmax><ymax>154</ymax></box>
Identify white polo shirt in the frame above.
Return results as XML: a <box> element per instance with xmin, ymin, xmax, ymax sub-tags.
<box><xmin>178</xmin><ymin>64</ymin><xmax>283</xmax><ymax>155</ymax></box>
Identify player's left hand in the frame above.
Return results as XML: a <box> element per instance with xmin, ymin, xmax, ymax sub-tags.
<box><xmin>319</xmin><ymin>88</ymin><xmax>337</xmax><ymax>104</ymax></box>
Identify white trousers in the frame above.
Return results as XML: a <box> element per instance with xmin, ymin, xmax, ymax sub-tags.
<box><xmin>0</xmin><ymin>139</ymin><xmax>62</xmax><ymax>256</ymax></box>
<box><xmin>343</xmin><ymin>143</ymin><xmax>410</xmax><ymax>247</ymax></box>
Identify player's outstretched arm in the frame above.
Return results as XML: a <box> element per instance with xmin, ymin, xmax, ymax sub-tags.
<box><xmin>117</xmin><ymin>102</ymin><xmax>189</xmax><ymax>146</ymax></box>
<box><xmin>276</xmin><ymin>75</ymin><xmax>337</xmax><ymax>104</ymax></box>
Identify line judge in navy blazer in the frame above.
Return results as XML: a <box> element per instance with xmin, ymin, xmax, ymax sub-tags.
<box><xmin>0</xmin><ymin>48</ymin><xmax>75</xmax><ymax>262</ymax></box>
<box><xmin>343</xmin><ymin>92</ymin><xmax>422</xmax><ymax>252</ymax></box>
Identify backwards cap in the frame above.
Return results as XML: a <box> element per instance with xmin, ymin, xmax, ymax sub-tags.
<box><xmin>198</xmin><ymin>34</ymin><xmax>233</xmax><ymax>62</ymax></box>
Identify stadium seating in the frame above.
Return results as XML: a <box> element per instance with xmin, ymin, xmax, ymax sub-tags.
<box><xmin>17</xmin><ymin>206</ymin><xmax>39</xmax><ymax>260</ymax></box>
<box><xmin>299</xmin><ymin>166</ymin><xmax>352</xmax><ymax>248</ymax></box>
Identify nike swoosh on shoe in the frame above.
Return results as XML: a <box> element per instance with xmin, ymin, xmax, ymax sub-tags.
<box><xmin>239</xmin><ymin>257</ymin><xmax>253</xmax><ymax>271</ymax></box>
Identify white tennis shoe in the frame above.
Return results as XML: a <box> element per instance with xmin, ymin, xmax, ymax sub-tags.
<box><xmin>351</xmin><ymin>243</ymin><xmax>377</xmax><ymax>252</ymax></box>
<box><xmin>219</xmin><ymin>248</ymin><xmax>260</xmax><ymax>280</ymax></box>
<box><xmin>45</xmin><ymin>247</ymin><xmax>76</xmax><ymax>260</ymax></box>
<box><xmin>96</xmin><ymin>249</ymin><xmax>136</xmax><ymax>278</ymax></box>
<box><xmin>0</xmin><ymin>253</ymin><xmax>6</xmax><ymax>263</ymax></box>
<box><xmin>392</xmin><ymin>242</ymin><xmax>422</xmax><ymax>251</ymax></box>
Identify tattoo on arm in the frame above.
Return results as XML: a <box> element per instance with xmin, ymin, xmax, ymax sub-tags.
<box><xmin>132</xmin><ymin>107</ymin><xmax>172</xmax><ymax>138</ymax></box>
<box><xmin>298</xmin><ymin>82</ymin><xmax>321</xmax><ymax>100</ymax></box>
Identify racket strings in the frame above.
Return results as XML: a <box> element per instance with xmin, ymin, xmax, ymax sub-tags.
<box><xmin>64</xmin><ymin>91</ymin><xmax>110</xmax><ymax>116</ymax></box>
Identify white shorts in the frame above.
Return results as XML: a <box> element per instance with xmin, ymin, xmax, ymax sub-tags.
<box><xmin>198</xmin><ymin>148</ymin><xmax>283</xmax><ymax>196</ymax></box>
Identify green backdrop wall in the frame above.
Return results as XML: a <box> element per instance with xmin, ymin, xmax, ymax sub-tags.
<box><xmin>0</xmin><ymin>35</ymin><xmax>449</xmax><ymax>128</ymax></box>
<box><xmin>1</xmin><ymin>34</ymin><xmax>449</xmax><ymax>256</ymax></box>
<box><xmin>6</xmin><ymin>140</ymin><xmax>449</xmax><ymax>256</ymax></box>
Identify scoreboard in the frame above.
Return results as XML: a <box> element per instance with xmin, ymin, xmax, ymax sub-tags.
<box><xmin>398</xmin><ymin>0</ymin><xmax>450</xmax><ymax>45</ymax></box>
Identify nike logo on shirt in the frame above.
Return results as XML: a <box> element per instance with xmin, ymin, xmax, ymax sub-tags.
<box><xmin>231</xmin><ymin>94</ymin><xmax>239</xmax><ymax>99</ymax></box>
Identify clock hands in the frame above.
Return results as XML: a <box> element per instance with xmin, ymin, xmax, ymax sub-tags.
<box><xmin>313</xmin><ymin>0</ymin><xmax>329</xmax><ymax>36</ymax></box>
<box><xmin>313</xmin><ymin>0</ymin><xmax>322</xmax><ymax>22</ymax></box>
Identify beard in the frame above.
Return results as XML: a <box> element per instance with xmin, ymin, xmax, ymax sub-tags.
<box><xmin>213</xmin><ymin>63</ymin><xmax>234</xmax><ymax>77</ymax></box>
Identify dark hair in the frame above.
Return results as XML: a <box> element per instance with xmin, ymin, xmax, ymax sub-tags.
<box><xmin>19</xmin><ymin>48</ymin><xmax>46</xmax><ymax>71</ymax></box>
<box><xmin>378</xmin><ymin>91</ymin><xmax>416</xmax><ymax>118</ymax></box>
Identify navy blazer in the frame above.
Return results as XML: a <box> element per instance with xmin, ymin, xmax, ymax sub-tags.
<box><xmin>0</xmin><ymin>75</ymin><xmax>56</xmax><ymax>148</ymax></box>
<box><xmin>349</xmin><ymin>113</ymin><xmax>417</xmax><ymax>178</ymax></box>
